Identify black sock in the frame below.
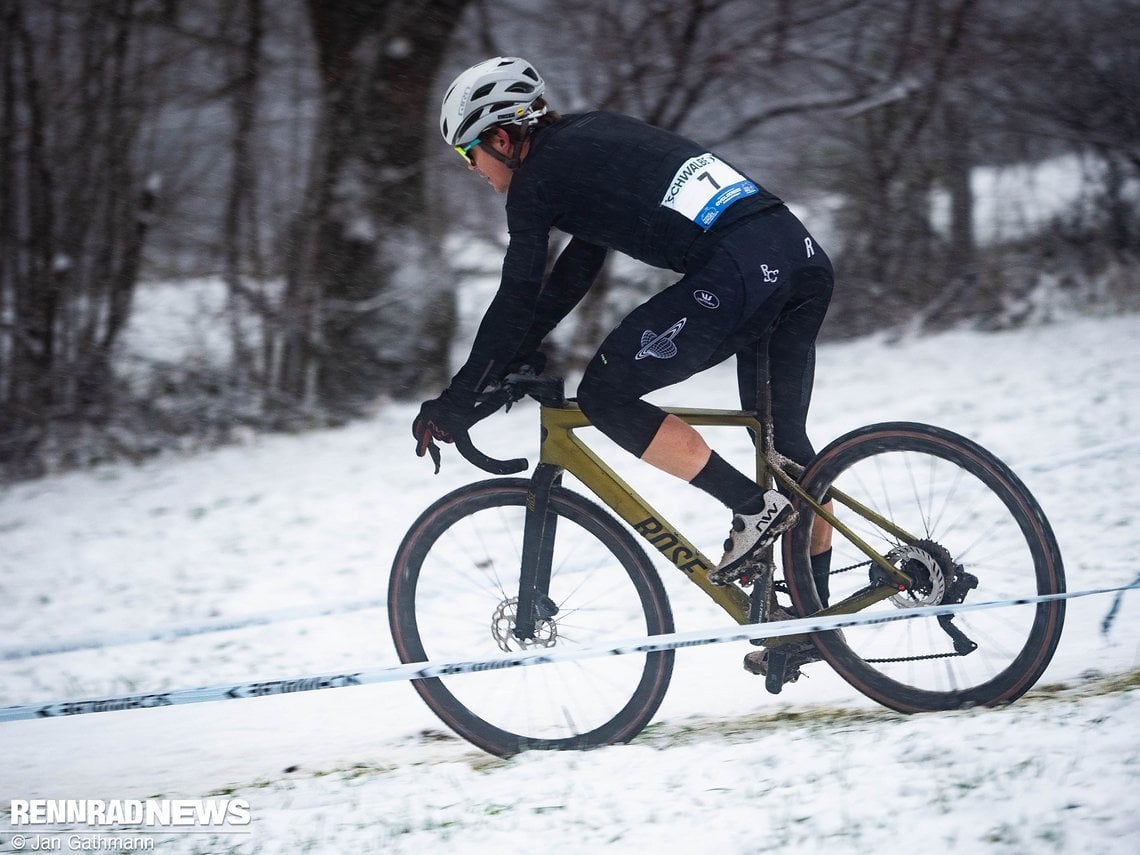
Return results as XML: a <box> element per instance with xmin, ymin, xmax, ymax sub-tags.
<box><xmin>810</xmin><ymin>548</ymin><xmax>832</xmax><ymax>607</ymax></box>
<box><xmin>689</xmin><ymin>451</ymin><xmax>766</xmax><ymax>514</ymax></box>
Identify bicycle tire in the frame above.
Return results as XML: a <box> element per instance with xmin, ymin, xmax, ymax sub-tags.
<box><xmin>389</xmin><ymin>478</ymin><xmax>674</xmax><ymax>756</ymax></box>
<box><xmin>783</xmin><ymin>422</ymin><xmax>1065</xmax><ymax>712</ymax></box>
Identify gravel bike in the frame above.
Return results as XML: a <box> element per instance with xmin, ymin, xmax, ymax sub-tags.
<box><xmin>389</xmin><ymin>364</ymin><xmax>1065</xmax><ymax>756</ymax></box>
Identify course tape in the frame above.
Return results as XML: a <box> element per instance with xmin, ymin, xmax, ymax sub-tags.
<box><xmin>5</xmin><ymin>436</ymin><xmax>1135</xmax><ymax>665</ymax></box>
<box><xmin>0</xmin><ymin>598</ymin><xmax>388</xmax><ymax>662</ymax></box>
<box><xmin>1</xmin><ymin>580</ymin><xmax>1135</xmax><ymax>724</ymax></box>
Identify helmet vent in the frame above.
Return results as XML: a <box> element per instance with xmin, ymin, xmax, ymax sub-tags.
<box><xmin>456</xmin><ymin>111</ymin><xmax>485</xmax><ymax>140</ymax></box>
<box><xmin>471</xmin><ymin>82</ymin><xmax>495</xmax><ymax>100</ymax></box>
<box><xmin>506</xmin><ymin>82</ymin><xmax>535</xmax><ymax>94</ymax></box>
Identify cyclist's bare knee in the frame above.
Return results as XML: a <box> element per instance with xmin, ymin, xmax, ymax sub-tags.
<box><xmin>640</xmin><ymin>415</ymin><xmax>711</xmax><ymax>481</ymax></box>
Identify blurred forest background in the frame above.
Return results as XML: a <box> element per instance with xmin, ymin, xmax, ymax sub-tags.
<box><xmin>1</xmin><ymin>0</ymin><xmax>1137</xmax><ymax>480</ymax></box>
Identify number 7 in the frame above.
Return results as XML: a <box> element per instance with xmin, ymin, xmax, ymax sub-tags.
<box><xmin>697</xmin><ymin>171</ymin><xmax>721</xmax><ymax>191</ymax></box>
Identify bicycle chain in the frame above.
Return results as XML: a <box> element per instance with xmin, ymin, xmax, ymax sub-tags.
<box><xmin>808</xmin><ymin>559</ymin><xmax>969</xmax><ymax>664</ymax></box>
<box><xmin>864</xmin><ymin>649</ymin><xmax>967</xmax><ymax>663</ymax></box>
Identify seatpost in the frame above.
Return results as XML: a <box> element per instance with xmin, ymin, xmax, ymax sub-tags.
<box><xmin>748</xmin><ymin>332</ymin><xmax>782</xmax><ymax>629</ymax></box>
<box><xmin>754</xmin><ymin>332</ymin><xmax>776</xmax><ymax>485</ymax></box>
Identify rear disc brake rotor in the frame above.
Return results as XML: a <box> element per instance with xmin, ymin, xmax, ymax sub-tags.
<box><xmin>885</xmin><ymin>540</ymin><xmax>957</xmax><ymax>608</ymax></box>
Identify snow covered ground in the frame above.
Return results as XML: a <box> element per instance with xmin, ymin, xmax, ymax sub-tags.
<box><xmin>1</xmin><ymin>309</ymin><xmax>1138</xmax><ymax>854</ymax></box>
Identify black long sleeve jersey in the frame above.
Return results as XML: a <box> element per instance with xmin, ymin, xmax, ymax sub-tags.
<box><xmin>449</xmin><ymin>111</ymin><xmax>783</xmax><ymax>397</ymax></box>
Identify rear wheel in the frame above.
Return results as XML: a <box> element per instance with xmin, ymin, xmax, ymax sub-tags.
<box><xmin>389</xmin><ymin>479</ymin><xmax>674</xmax><ymax>755</ymax></box>
<box><xmin>784</xmin><ymin>422</ymin><xmax>1065</xmax><ymax>712</ymax></box>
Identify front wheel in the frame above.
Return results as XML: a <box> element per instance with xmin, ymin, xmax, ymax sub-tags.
<box><xmin>784</xmin><ymin>422</ymin><xmax>1065</xmax><ymax>712</ymax></box>
<box><xmin>389</xmin><ymin>479</ymin><xmax>674</xmax><ymax>756</ymax></box>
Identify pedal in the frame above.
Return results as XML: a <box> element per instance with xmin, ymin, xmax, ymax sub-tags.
<box><xmin>743</xmin><ymin>640</ymin><xmax>822</xmax><ymax>693</ymax></box>
<box><xmin>709</xmin><ymin>557</ymin><xmax>764</xmax><ymax>587</ymax></box>
<box><xmin>763</xmin><ymin>648</ymin><xmax>791</xmax><ymax>694</ymax></box>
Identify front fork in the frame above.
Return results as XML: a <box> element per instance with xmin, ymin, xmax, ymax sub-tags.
<box><xmin>514</xmin><ymin>463</ymin><xmax>563</xmax><ymax>640</ymax></box>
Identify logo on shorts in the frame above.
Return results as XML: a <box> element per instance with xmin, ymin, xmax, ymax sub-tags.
<box><xmin>761</xmin><ymin>264</ymin><xmax>779</xmax><ymax>283</ymax></box>
<box><xmin>635</xmin><ymin>318</ymin><xmax>687</xmax><ymax>360</ymax></box>
<box><xmin>693</xmin><ymin>289</ymin><xmax>720</xmax><ymax>309</ymax></box>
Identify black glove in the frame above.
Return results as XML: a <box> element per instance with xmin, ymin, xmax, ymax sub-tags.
<box><xmin>412</xmin><ymin>389</ymin><xmax>475</xmax><ymax>472</ymax></box>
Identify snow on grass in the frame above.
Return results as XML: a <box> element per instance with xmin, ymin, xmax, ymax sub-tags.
<box><xmin>1</xmin><ymin>308</ymin><xmax>1138</xmax><ymax>853</ymax></box>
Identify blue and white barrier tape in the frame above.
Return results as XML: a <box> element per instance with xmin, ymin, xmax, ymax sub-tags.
<box><xmin>1</xmin><ymin>580</ymin><xmax>1136</xmax><ymax>724</ymax></box>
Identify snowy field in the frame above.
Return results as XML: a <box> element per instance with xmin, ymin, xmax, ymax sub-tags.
<box><xmin>1</xmin><ymin>308</ymin><xmax>1138</xmax><ymax>854</ymax></box>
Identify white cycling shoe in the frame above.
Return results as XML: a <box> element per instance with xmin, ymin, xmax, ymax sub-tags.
<box><xmin>709</xmin><ymin>491</ymin><xmax>796</xmax><ymax>584</ymax></box>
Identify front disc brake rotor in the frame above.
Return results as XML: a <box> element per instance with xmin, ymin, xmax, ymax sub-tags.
<box><xmin>491</xmin><ymin>597</ymin><xmax>557</xmax><ymax>652</ymax></box>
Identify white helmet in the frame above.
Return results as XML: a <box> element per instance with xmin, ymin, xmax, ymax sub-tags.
<box><xmin>439</xmin><ymin>56</ymin><xmax>546</xmax><ymax>147</ymax></box>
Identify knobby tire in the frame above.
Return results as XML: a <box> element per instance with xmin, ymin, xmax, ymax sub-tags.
<box><xmin>389</xmin><ymin>479</ymin><xmax>674</xmax><ymax>756</ymax></box>
<box><xmin>783</xmin><ymin>422</ymin><xmax>1065</xmax><ymax>712</ymax></box>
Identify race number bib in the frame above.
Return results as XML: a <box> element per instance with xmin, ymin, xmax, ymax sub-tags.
<box><xmin>660</xmin><ymin>154</ymin><xmax>758</xmax><ymax>230</ymax></box>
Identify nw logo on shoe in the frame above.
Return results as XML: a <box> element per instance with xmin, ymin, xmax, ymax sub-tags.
<box><xmin>635</xmin><ymin>318</ymin><xmax>687</xmax><ymax>360</ymax></box>
<box><xmin>693</xmin><ymin>289</ymin><xmax>720</xmax><ymax>309</ymax></box>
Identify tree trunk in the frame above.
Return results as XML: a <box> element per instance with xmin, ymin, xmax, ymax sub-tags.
<box><xmin>1</xmin><ymin>0</ymin><xmax>57</xmax><ymax>469</ymax></box>
<box><xmin>0</xmin><ymin>0</ymin><xmax>154</xmax><ymax>476</ymax></box>
<box><xmin>223</xmin><ymin>0</ymin><xmax>264</xmax><ymax>388</ymax></box>
<box><xmin>276</xmin><ymin>0</ymin><xmax>468</xmax><ymax>412</ymax></box>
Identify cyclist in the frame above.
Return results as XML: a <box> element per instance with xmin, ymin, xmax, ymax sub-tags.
<box><xmin>415</xmin><ymin>56</ymin><xmax>835</xmax><ymax>609</ymax></box>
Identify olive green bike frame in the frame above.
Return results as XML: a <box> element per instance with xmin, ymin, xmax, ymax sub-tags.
<box><xmin>530</xmin><ymin>401</ymin><xmax>918</xmax><ymax>640</ymax></box>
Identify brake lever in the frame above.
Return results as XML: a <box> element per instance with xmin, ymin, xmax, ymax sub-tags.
<box><xmin>426</xmin><ymin>439</ymin><xmax>442</xmax><ymax>475</ymax></box>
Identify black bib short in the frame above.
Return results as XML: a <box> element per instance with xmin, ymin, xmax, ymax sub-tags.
<box><xmin>576</xmin><ymin>204</ymin><xmax>833</xmax><ymax>467</ymax></box>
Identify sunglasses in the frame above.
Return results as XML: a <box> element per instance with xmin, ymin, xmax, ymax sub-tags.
<box><xmin>453</xmin><ymin>138</ymin><xmax>481</xmax><ymax>165</ymax></box>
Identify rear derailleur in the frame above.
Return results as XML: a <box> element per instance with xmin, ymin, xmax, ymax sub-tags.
<box><xmin>882</xmin><ymin>540</ymin><xmax>980</xmax><ymax>657</ymax></box>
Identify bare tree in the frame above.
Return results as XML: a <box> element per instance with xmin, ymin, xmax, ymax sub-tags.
<box><xmin>0</xmin><ymin>0</ymin><xmax>160</xmax><ymax>476</ymax></box>
<box><xmin>222</xmin><ymin>0</ymin><xmax>265</xmax><ymax>387</ymax></box>
<box><xmin>978</xmin><ymin>0</ymin><xmax>1140</xmax><ymax>252</ymax></box>
<box><xmin>270</xmin><ymin>0</ymin><xmax>469</xmax><ymax>413</ymax></box>
<box><xmin>774</xmin><ymin>0</ymin><xmax>985</xmax><ymax>335</ymax></box>
<box><xmin>4</xmin><ymin>0</ymin><xmax>1135</xmax><ymax>479</ymax></box>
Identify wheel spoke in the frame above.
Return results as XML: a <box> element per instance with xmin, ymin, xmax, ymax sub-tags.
<box><xmin>786</xmin><ymin>424</ymin><xmax>1064</xmax><ymax>712</ymax></box>
<box><xmin>389</xmin><ymin>481</ymin><xmax>673</xmax><ymax>755</ymax></box>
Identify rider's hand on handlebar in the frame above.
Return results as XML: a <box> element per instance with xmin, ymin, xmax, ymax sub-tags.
<box><xmin>479</xmin><ymin>351</ymin><xmax>546</xmax><ymax>410</ymax></box>
<box><xmin>413</xmin><ymin>389</ymin><xmax>476</xmax><ymax>466</ymax></box>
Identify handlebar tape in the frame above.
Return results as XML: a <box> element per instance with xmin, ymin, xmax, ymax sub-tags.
<box><xmin>454</xmin><ymin>432</ymin><xmax>528</xmax><ymax>475</ymax></box>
